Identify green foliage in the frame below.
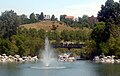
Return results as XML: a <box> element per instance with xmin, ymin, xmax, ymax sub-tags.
<box><xmin>90</xmin><ymin>0</ymin><xmax>120</xmax><ymax>58</ymax></box>
<box><xmin>10</xmin><ymin>31</ymin><xmax>44</xmax><ymax>56</ymax></box>
<box><xmin>62</xmin><ymin>18</ymin><xmax>73</xmax><ymax>26</ymax></box>
<box><xmin>60</xmin><ymin>15</ymin><xmax>66</xmax><ymax>21</ymax></box>
<box><xmin>39</xmin><ymin>12</ymin><xmax>44</xmax><ymax>20</ymax></box>
<box><xmin>83</xmin><ymin>40</ymin><xmax>96</xmax><ymax>59</ymax></box>
<box><xmin>47</xmin><ymin>31</ymin><xmax>60</xmax><ymax>41</ymax></box>
<box><xmin>82</xmin><ymin>15</ymin><xmax>89</xmax><ymax>23</ymax></box>
<box><xmin>98</xmin><ymin>0</ymin><xmax>120</xmax><ymax>25</ymax></box>
<box><xmin>38</xmin><ymin>29</ymin><xmax>46</xmax><ymax>39</ymax></box>
<box><xmin>19</xmin><ymin>14</ymin><xmax>30</xmax><ymax>25</ymax></box>
<box><xmin>0</xmin><ymin>37</ymin><xmax>18</xmax><ymax>55</ymax></box>
<box><xmin>29</xmin><ymin>13</ymin><xmax>37</xmax><ymax>23</ymax></box>
<box><xmin>61</xmin><ymin>29</ymin><xmax>91</xmax><ymax>42</ymax></box>
<box><xmin>91</xmin><ymin>22</ymin><xmax>110</xmax><ymax>56</ymax></box>
<box><xmin>51</xmin><ymin>14</ymin><xmax>55</xmax><ymax>21</ymax></box>
<box><xmin>28</xmin><ymin>28</ymin><xmax>38</xmax><ymax>37</ymax></box>
<box><xmin>61</xmin><ymin>30</ymin><xmax>70</xmax><ymax>41</ymax></box>
<box><xmin>91</xmin><ymin>23</ymin><xmax>120</xmax><ymax>58</ymax></box>
<box><xmin>91</xmin><ymin>22</ymin><xmax>109</xmax><ymax>43</ymax></box>
<box><xmin>99</xmin><ymin>42</ymin><xmax>109</xmax><ymax>54</ymax></box>
<box><xmin>0</xmin><ymin>10</ymin><xmax>20</xmax><ymax>38</ymax></box>
<box><xmin>107</xmin><ymin>25</ymin><xmax>120</xmax><ymax>57</ymax></box>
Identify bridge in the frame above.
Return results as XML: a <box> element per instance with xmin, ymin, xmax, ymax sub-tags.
<box><xmin>52</xmin><ymin>43</ymin><xmax>85</xmax><ymax>50</ymax></box>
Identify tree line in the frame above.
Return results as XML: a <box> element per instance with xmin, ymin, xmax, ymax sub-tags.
<box><xmin>0</xmin><ymin>10</ymin><xmax>91</xmax><ymax>57</ymax></box>
<box><xmin>60</xmin><ymin>14</ymin><xmax>96</xmax><ymax>29</ymax></box>
<box><xmin>0</xmin><ymin>0</ymin><xmax>120</xmax><ymax>59</ymax></box>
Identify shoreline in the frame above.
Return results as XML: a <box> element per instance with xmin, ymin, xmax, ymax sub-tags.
<box><xmin>93</xmin><ymin>55</ymin><xmax>120</xmax><ymax>64</ymax></box>
<box><xmin>0</xmin><ymin>54</ymin><xmax>38</xmax><ymax>63</ymax></box>
<box><xmin>1</xmin><ymin>53</ymin><xmax>120</xmax><ymax>64</ymax></box>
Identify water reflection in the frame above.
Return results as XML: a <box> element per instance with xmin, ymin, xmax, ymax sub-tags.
<box><xmin>97</xmin><ymin>63</ymin><xmax>120</xmax><ymax>76</ymax></box>
<box><xmin>0</xmin><ymin>63</ymin><xmax>21</xmax><ymax>76</ymax></box>
<box><xmin>0</xmin><ymin>61</ymin><xmax>120</xmax><ymax>76</ymax></box>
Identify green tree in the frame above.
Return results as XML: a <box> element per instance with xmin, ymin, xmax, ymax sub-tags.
<box><xmin>98</xmin><ymin>0</ymin><xmax>120</xmax><ymax>25</ymax></box>
<box><xmin>28</xmin><ymin>28</ymin><xmax>37</xmax><ymax>37</ymax></box>
<box><xmin>36</xmin><ymin>14</ymin><xmax>40</xmax><ymax>21</ymax></box>
<box><xmin>0</xmin><ymin>20</ymin><xmax>4</xmax><ymax>37</ymax></box>
<box><xmin>19</xmin><ymin>14</ymin><xmax>30</xmax><ymax>24</ymax></box>
<box><xmin>0</xmin><ymin>37</ymin><xmax>18</xmax><ymax>55</ymax></box>
<box><xmin>0</xmin><ymin>10</ymin><xmax>20</xmax><ymax>38</ymax></box>
<box><xmin>60</xmin><ymin>15</ymin><xmax>67</xmax><ymax>21</ymax></box>
<box><xmin>39</xmin><ymin>12</ymin><xmax>44</xmax><ymax>20</ymax></box>
<box><xmin>81</xmin><ymin>15</ymin><xmax>89</xmax><ymax>27</ymax></box>
<box><xmin>38</xmin><ymin>29</ymin><xmax>46</xmax><ymax>39</ymax></box>
<box><xmin>61</xmin><ymin>30</ymin><xmax>71</xmax><ymax>41</ymax></box>
<box><xmin>62</xmin><ymin>18</ymin><xmax>73</xmax><ymax>26</ymax></box>
<box><xmin>91</xmin><ymin>22</ymin><xmax>109</xmax><ymax>43</ymax></box>
<box><xmin>91</xmin><ymin>22</ymin><xmax>110</xmax><ymax>55</ymax></box>
<box><xmin>51</xmin><ymin>14</ymin><xmax>55</xmax><ymax>21</ymax></box>
<box><xmin>29</xmin><ymin>13</ymin><xmax>37</xmax><ymax>23</ymax></box>
<box><xmin>82</xmin><ymin>15</ymin><xmax>89</xmax><ymax>23</ymax></box>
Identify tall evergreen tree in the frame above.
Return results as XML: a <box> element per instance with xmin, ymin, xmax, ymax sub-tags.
<box><xmin>39</xmin><ymin>12</ymin><xmax>44</xmax><ymax>20</ymax></box>
<box><xmin>51</xmin><ymin>14</ymin><xmax>55</xmax><ymax>21</ymax></box>
<box><xmin>29</xmin><ymin>13</ymin><xmax>36</xmax><ymax>23</ymax></box>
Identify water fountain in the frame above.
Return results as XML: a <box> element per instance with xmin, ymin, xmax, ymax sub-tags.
<box><xmin>41</xmin><ymin>37</ymin><xmax>54</xmax><ymax>67</ymax></box>
<box><xmin>31</xmin><ymin>37</ymin><xmax>65</xmax><ymax>70</ymax></box>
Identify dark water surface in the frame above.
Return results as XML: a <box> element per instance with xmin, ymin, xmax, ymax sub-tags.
<box><xmin>0</xmin><ymin>61</ymin><xmax>120</xmax><ymax>76</ymax></box>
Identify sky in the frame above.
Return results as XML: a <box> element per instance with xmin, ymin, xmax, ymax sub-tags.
<box><xmin>0</xmin><ymin>0</ymin><xmax>119</xmax><ymax>18</ymax></box>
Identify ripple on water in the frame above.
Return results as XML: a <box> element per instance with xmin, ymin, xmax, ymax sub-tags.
<box><xmin>31</xmin><ymin>66</ymin><xmax>66</xmax><ymax>70</ymax></box>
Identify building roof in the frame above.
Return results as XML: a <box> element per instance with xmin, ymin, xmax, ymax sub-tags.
<box><xmin>65</xmin><ymin>16</ymin><xmax>74</xmax><ymax>19</ymax></box>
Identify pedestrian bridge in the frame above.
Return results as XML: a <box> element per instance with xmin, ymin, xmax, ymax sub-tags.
<box><xmin>52</xmin><ymin>43</ymin><xmax>85</xmax><ymax>50</ymax></box>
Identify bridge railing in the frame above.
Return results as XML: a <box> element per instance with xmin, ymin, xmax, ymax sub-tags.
<box><xmin>52</xmin><ymin>43</ymin><xmax>85</xmax><ymax>48</ymax></box>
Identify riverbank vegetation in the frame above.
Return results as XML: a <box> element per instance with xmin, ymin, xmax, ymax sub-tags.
<box><xmin>0</xmin><ymin>0</ymin><xmax>120</xmax><ymax>59</ymax></box>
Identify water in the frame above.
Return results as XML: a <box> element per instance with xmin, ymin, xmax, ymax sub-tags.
<box><xmin>41</xmin><ymin>37</ymin><xmax>55</xmax><ymax>67</ymax></box>
<box><xmin>0</xmin><ymin>61</ymin><xmax>120</xmax><ymax>76</ymax></box>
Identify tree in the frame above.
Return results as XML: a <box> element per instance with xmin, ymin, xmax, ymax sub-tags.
<box><xmin>98</xmin><ymin>0</ymin><xmax>120</xmax><ymax>25</ymax></box>
<box><xmin>29</xmin><ymin>13</ymin><xmax>37</xmax><ymax>23</ymax></box>
<box><xmin>0</xmin><ymin>37</ymin><xmax>18</xmax><ymax>55</ymax></box>
<box><xmin>60</xmin><ymin>15</ymin><xmax>67</xmax><ymax>21</ymax></box>
<box><xmin>19</xmin><ymin>14</ymin><xmax>29</xmax><ymax>24</ymax></box>
<box><xmin>38</xmin><ymin>29</ymin><xmax>46</xmax><ymax>39</ymax></box>
<box><xmin>36</xmin><ymin>14</ymin><xmax>40</xmax><ymax>21</ymax></box>
<box><xmin>0</xmin><ymin>20</ymin><xmax>4</xmax><ymax>37</ymax></box>
<box><xmin>91</xmin><ymin>22</ymin><xmax>110</xmax><ymax>55</ymax></box>
<box><xmin>62</xmin><ymin>18</ymin><xmax>73</xmax><ymax>26</ymax></box>
<box><xmin>107</xmin><ymin>25</ymin><xmax>120</xmax><ymax>57</ymax></box>
<box><xmin>82</xmin><ymin>15</ymin><xmax>89</xmax><ymax>22</ymax></box>
<box><xmin>0</xmin><ymin>10</ymin><xmax>20</xmax><ymax>38</ymax></box>
<box><xmin>81</xmin><ymin>15</ymin><xmax>89</xmax><ymax>27</ymax></box>
<box><xmin>61</xmin><ymin>30</ymin><xmax>71</xmax><ymax>41</ymax></box>
<box><xmin>51</xmin><ymin>14</ymin><xmax>55</xmax><ymax>21</ymax></box>
<box><xmin>39</xmin><ymin>12</ymin><xmax>44</xmax><ymax>20</ymax></box>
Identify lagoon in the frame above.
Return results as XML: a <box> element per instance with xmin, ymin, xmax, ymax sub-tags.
<box><xmin>0</xmin><ymin>61</ymin><xmax>120</xmax><ymax>76</ymax></box>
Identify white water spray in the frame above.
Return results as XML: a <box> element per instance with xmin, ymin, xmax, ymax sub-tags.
<box><xmin>41</xmin><ymin>37</ymin><xmax>54</xmax><ymax>67</ymax></box>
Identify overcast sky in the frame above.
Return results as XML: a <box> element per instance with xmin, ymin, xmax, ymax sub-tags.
<box><xmin>0</xmin><ymin>0</ymin><xmax>119</xmax><ymax>18</ymax></box>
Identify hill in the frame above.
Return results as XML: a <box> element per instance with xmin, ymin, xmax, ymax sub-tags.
<box><xmin>20</xmin><ymin>21</ymin><xmax>80</xmax><ymax>32</ymax></box>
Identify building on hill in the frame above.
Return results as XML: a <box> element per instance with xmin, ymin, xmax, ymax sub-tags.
<box><xmin>44</xmin><ymin>15</ymin><xmax>50</xmax><ymax>20</ymax></box>
<box><xmin>65</xmin><ymin>16</ymin><xmax>74</xmax><ymax>20</ymax></box>
<box><xmin>88</xmin><ymin>15</ymin><xmax>98</xmax><ymax>24</ymax></box>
